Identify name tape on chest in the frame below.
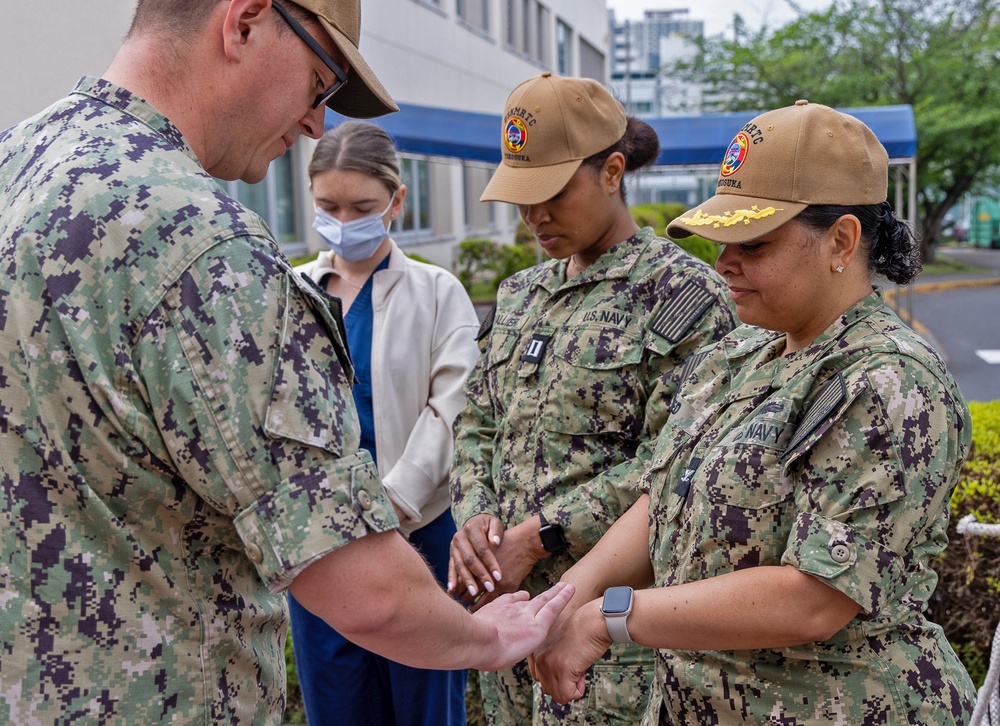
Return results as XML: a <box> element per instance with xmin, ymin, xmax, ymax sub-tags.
<box><xmin>651</xmin><ymin>280</ymin><xmax>717</xmax><ymax>344</ymax></box>
<box><xmin>783</xmin><ymin>372</ymin><xmax>847</xmax><ymax>456</ymax></box>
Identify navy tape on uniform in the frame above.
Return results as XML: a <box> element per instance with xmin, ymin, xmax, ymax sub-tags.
<box><xmin>651</xmin><ymin>280</ymin><xmax>716</xmax><ymax>343</ymax></box>
<box><xmin>521</xmin><ymin>333</ymin><xmax>551</xmax><ymax>363</ymax></box>
<box><xmin>784</xmin><ymin>373</ymin><xmax>847</xmax><ymax>456</ymax></box>
<box><xmin>477</xmin><ymin>304</ymin><xmax>496</xmax><ymax>341</ymax></box>
<box><xmin>669</xmin><ymin>350</ymin><xmax>709</xmax><ymax>414</ymax></box>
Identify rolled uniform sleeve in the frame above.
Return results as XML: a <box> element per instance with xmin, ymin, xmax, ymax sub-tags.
<box><xmin>780</xmin><ymin>354</ymin><xmax>969</xmax><ymax>618</ymax></box>
<box><xmin>135</xmin><ymin>238</ymin><xmax>398</xmax><ymax>592</ymax></box>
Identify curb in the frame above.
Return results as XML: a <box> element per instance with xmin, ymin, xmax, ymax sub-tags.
<box><xmin>884</xmin><ymin>277</ymin><xmax>1000</xmax><ymax>358</ymax></box>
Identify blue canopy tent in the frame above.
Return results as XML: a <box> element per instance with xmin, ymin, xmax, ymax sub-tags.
<box><xmin>329</xmin><ymin>103</ymin><xmax>916</xmax><ymax>167</ymax></box>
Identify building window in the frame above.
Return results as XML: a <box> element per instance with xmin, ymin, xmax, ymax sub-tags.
<box><xmin>535</xmin><ymin>3</ymin><xmax>548</xmax><ymax>64</ymax></box>
<box><xmin>556</xmin><ymin>19</ymin><xmax>571</xmax><ymax>74</ymax></box>
<box><xmin>226</xmin><ymin>152</ymin><xmax>299</xmax><ymax>250</ymax></box>
<box><xmin>579</xmin><ymin>37</ymin><xmax>606</xmax><ymax>83</ymax></box>
<box><xmin>399</xmin><ymin>156</ymin><xmax>431</xmax><ymax>234</ymax></box>
<box><xmin>504</xmin><ymin>0</ymin><xmax>546</xmax><ymax>61</ymax></box>
<box><xmin>457</xmin><ymin>0</ymin><xmax>489</xmax><ymax>33</ymax></box>
<box><xmin>503</xmin><ymin>0</ymin><xmax>515</xmax><ymax>48</ymax></box>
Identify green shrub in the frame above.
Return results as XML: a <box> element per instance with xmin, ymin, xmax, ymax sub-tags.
<box><xmin>674</xmin><ymin>235</ymin><xmax>721</xmax><ymax>266</ymax></box>
<box><xmin>629</xmin><ymin>202</ymin><xmax>688</xmax><ymax>237</ymax></box>
<box><xmin>929</xmin><ymin>400</ymin><xmax>1000</xmax><ymax>688</ymax></box>
<box><xmin>627</xmin><ymin>203</ymin><xmax>720</xmax><ymax>266</ymax></box>
<box><xmin>456</xmin><ymin>238</ymin><xmax>500</xmax><ymax>291</ymax></box>
<box><xmin>283</xmin><ymin>627</ymin><xmax>306</xmax><ymax>724</ymax></box>
<box><xmin>287</xmin><ymin>252</ymin><xmax>319</xmax><ymax>268</ymax></box>
<box><xmin>406</xmin><ymin>251</ymin><xmax>435</xmax><ymax>265</ymax></box>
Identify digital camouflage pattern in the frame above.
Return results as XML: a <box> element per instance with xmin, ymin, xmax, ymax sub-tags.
<box><xmin>451</xmin><ymin>227</ymin><xmax>737</xmax><ymax>725</ymax></box>
<box><xmin>0</xmin><ymin>77</ymin><xmax>398</xmax><ymax>724</ymax></box>
<box><xmin>643</xmin><ymin>289</ymin><xmax>976</xmax><ymax>725</ymax></box>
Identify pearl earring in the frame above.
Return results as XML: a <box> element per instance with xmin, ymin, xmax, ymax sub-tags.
<box><xmin>836</xmin><ymin>265</ymin><xmax>844</xmax><ymax>273</ymax></box>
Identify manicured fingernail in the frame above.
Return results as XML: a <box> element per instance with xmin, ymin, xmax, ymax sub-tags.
<box><xmin>467</xmin><ymin>584</ymin><xmax>478</xmax><ymax>597</ymax></box>
<box><xmin>447</xmin><ymin>581</ymin><xmax>453</xmax><ymax>591</ymax></box>
<box><xmin>492</xmin><ymin>535</ymin><xmax>501</xmax><ymax>545</ymax></box>
<box><xmin>493</xmin><ymin>570</ymin><xmax>502</xmax><ymax>582</ymax></box>
<box><xmin>484</xmin><ymin>580</ymin><xmax>495</xmax><ymax>593</ymax></box>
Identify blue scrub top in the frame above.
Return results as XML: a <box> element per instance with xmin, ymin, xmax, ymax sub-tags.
<box><xmin>340</xmin><ymin>255</ymin><xmax>390</xmax><ymax>467</ymax></box>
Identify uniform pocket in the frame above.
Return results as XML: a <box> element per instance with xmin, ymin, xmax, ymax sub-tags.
<box><xmin>263</xmin><ymin>281</ymin><xmax>357</xmax><ymax>457</ymax></box>
<box><xmin>541</xmin><ymin>325</ymin><xmax>644</xmax><ymax>436</ymax></box>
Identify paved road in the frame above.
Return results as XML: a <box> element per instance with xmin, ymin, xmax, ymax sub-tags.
<box><xmin>908</xmin><ymin>284</ymin><xmax>1000</xmax><ymax>402</ymax></box>
<box><xmin>897</xmin><ymin>246</ymin><xmax>1000</xmax><ymax>402</ymax></box>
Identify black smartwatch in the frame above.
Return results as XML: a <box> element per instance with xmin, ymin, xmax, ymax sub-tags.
<box><xmin>538</xmin><ymin>512</ymin><xmax>568</xmax><ymax>554</ymax></box>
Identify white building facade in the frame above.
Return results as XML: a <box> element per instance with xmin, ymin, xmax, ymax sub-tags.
<box><xmin>0</xmin><ymin>0</ymin><xmax>610</xmax><ymax>269</ymax></box>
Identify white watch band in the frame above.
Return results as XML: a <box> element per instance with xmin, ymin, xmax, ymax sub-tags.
<box><xmin>605</xmin><ymin>613</ymin><xmax>633</xmax><ymax>644</ymax></box>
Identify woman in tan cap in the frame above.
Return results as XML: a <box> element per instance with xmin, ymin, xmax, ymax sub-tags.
<box><xmin>531</xmin><ymin>100</ymin><xmax>977</xmax><ymax>725</ymax></box>
<box><xmin>448</xmin><ymin>73</ymin><xmax>737</xmax><ymax>725</ymax></box>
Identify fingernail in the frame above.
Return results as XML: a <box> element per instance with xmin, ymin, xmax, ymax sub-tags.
<box><xmin>468</xmin><ymin>584</ymin><xmax>478</xmax><ymax>597</ymax></box>
<box><xmin>492</xmin><ymin>535</ymin><xmax>501</xmax><ymax>545</ymax></box>
<box><xmin>447</xmin><ymin>581</ymin><xmax>453</xmax><ymax>592</ymax></box>
<box><xmin>493</xmin><ymin>570</ymin><xmax>502</xmax><ymax>582</ymax></box>
<box><xmin>484</xmin><ymin>580</ymin><xmax>495</xmax><ymax>593</ymax></box>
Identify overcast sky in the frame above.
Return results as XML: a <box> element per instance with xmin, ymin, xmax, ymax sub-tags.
<box><xmin>606</xmin><ymin>0</ymin><xmax>836</xmax><ymax>39</ymax></box>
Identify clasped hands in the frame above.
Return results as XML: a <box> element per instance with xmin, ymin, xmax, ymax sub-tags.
<box><xmin>447</xmin><ymin>513</ymin><xmax>610</xmax><ymax>703</ymax></box>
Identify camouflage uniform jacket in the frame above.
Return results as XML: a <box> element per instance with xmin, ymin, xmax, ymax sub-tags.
<box><xmin>0</xmin><ymin>77</ymin><xmax>397</xmax><ymax>725</ymax></box>
<box><xmin>451</xmin><ymin>227</ymin><xmax>736</xmax><ymax>584</ymax></box>
<box><xmin>644</xmin><ymin>288</ymin><xmax>976</xmax><ymax>725</ymax></box>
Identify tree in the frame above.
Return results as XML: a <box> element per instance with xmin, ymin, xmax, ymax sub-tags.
<box><xmin>673</xmin><ymin>0</ymin><xmax>1000</xmax><ymax>261</ymax></box>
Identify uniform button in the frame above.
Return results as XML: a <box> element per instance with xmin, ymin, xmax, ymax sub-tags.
<box><xmin>357</xmin><ymin>490</ymin><xmax>372</xmax><ymax>510</ymax></box>
<box><xmin>246</xmin><ymin>543</ymin><xmax>263</xmax><ymax>564</ymax></box>
<box><xmin>830</xmin><ymin>543</ymin><xmax>851</xmax><ymax>563</ymax></box>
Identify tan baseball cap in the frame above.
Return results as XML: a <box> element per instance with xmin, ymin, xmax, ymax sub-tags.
<box><xmin>667</xmin><ymin>100</ymin><xmax>888</xmax><ymax>244</ymax></box>
<box><xmin>480</xmin><ymin>73</ymin><xmax>627</xmax><ymax>205</ymax></box>
<box><xmin>296</xmin><ymin>0</ymin><xmax>398</xmax><ymax>118</ymax></box>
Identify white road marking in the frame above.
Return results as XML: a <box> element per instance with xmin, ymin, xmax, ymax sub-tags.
<box><xmin>975</xmin><ymin>350</ymin><xmax>1000</xmax><ymax>364</ymax></box>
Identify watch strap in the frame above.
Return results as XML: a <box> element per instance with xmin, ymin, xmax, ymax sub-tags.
<box><xmin>605</xmin><ymin>614</ymin><xmax>633</xmax><ymax>644</ymax></box>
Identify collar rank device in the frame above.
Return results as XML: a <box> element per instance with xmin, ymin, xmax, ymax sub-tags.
<box><xmin>538</xmin><ymin>511</ymin><xmax>568</xmax><ymax>554</ymax></box>
<box><xmin>601</xmin><ymin>586</ymin><xmax>634</xmax><ymax>643</ymax></box>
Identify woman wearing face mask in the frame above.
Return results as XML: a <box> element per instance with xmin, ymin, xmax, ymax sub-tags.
<box><xmin>291</xmin><ymin>121</ymin><xmax>480</xmax><ymax>726</ymax></box>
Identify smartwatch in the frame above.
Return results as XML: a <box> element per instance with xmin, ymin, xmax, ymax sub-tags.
<box><xmin>538</xmin><ymin>512</ymin><xmax>568</xmax><ymax>554</ymax></box>
<box><xmin>601</xmin><ymin>586</ymin><xmax>634</xmax><ymax>643</ymax></box>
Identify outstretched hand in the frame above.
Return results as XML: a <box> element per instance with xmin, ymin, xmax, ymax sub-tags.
<box><xmin>470</xmin><ymin>582</ymin><xmax>576</xmax><ymax>672</ymax></box>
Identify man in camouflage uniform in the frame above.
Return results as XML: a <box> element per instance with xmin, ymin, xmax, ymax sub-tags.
<box><xmin>449</xmin><ymin>74</ymin><xmax>737</xmax><ymax>725</ymax></box>
<box><xmin>0</xmin><ymin>2</ymin><xmax>571</xmax><ymax>724</ymax></box>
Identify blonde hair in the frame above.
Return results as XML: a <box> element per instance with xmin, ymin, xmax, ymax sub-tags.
<box><xmin>308</xmin><ymin>121</ymin><xmax>401</xmax><ymax>196</ymax></box>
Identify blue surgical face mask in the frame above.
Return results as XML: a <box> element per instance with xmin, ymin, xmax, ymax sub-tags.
<box><xmin>312</xmin><ymin>192</ymin><xmax>395</xmax><ymax>262</ymax></box>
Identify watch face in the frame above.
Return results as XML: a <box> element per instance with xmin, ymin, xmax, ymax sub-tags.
<box><xmin>602</xmin><ymin>586</ymin><xmax>632</xmax><ymax>615</ymax></box>
<box><xmin>540</xmin><ymin>524</ymin><xmax>567</xmax><ymax>553</ymax></box>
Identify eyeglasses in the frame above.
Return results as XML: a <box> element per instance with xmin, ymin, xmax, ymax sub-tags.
<box><xmin>272</xmin><ymin>1</ymin><xmax>348</xmax><ymax>109</ymax></box>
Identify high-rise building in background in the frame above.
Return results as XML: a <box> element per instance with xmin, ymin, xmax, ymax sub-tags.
<box><xmin>608</xmin><ymin>8</ymin><xmax>707</xmax><ymax>117</ymax></box>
